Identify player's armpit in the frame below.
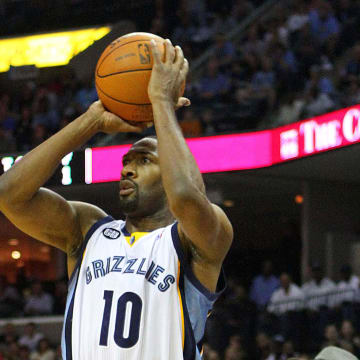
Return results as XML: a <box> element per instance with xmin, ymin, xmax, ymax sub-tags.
<box><xmin>68</xmin><ymin>201</ymin><xmax>108</xmax><ymax>256</ymax></box>
<box><xmin>175</xmin><ymin>199</ymin><xmax>233</xmax><ymax>292</ymax></box>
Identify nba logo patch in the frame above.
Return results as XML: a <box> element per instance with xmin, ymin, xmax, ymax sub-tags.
<box><xmin>103</xmin><ymin>228</ymin><xmax>121</xmax><ymax>239</ymax></box>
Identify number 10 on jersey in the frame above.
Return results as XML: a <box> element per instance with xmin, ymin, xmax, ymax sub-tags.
<box><xmin>100</xmin><ymin>290</ymin><xmax>143</xmax><ymax>348</ymax></box>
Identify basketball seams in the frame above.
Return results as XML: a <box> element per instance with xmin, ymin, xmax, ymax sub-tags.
<box><xmin>96</xmin><ymin>68</ymin><xmax>152</xmax><ymax>78</ymax></box>
<box><xmin>96</xmin><ymin>38</ymin><xmax>160</xmax><ymax>77</ymax></box>
<box><xmin>95</xmin><ymin>82</ymin><xmax>152</xmax><ymax>106</ymax></box>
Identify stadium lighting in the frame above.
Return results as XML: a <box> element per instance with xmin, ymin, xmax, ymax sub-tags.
<box><xmin>0</xmin><ymin>26</ymin><xmax>111</xmax><ymax>72</ymax></box>
<box><xmin>11</xmin><ymin>251</ymin><xmax>21</xmax><ymax>260</ymax></box>
<box><xmin>8</xmin><ymin>239</ymin><xmax>19</xmax><ymax>246</ymax></box>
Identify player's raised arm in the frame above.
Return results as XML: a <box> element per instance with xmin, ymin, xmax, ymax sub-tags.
<box><xmin>148</xmin><ymin>39</ymin><xmax>233</xmax><ymax>291</ymax></box>
<box><xmin>0</xmin><ymin>101</ymin><xmax>142</xmax><ymax>256</ymax></box>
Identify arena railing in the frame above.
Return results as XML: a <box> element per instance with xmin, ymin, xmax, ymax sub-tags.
<box><xmin>267</xmin><ymin>288</ymin><xmax>359</xmax><ymax>315</ymax></box>
<box><xmin>0</xmin><ymin>289</ymin><xmax>357</xmax><ymax>345</ymax></box>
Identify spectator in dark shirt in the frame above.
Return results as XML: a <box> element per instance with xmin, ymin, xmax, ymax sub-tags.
<box><xmin>52</xmin><ymin>280</ymin><xmax>68</xmax><ymax>315</ymax></box>
<box><xmin>19</xmin><ymin>345</ymin><xmax>31</xmax><ymax>360</ymax></box>
<box><xmin>344</xmin><ymin>43</ymin><xmax>360</xmax><ymax>78</ymax></box>
<box><xmin>308</xmin><ymin>1</ymin><xmax>340</xmax><ymax>45</ymax></box>
<box><xmin>24</xmin><ymin>281</ymin><xmax>53</xmax><ymax>316</ymax></box>
<box><xmin>32</xmin><ymin>97</ymin><xmax>59</xmax><ymax>133</ymax></box>
<box><xmin>15</xmin><ymin>106</ymin><xmax>33</xmax><ymax>152</ymax></box>
<box><xmin>3</xmin><ymin>340</ymin><xmax>20</xmax><ymax>360</ymax></box>
<box><xmin>322</xmin><ymin>324</ymin><xmax>341</xmax><ymax>349</ymax></box>
<box><xmin>30</xmin><ymin>124</ymin><xmax>48</xmax><ymax>149</ymax></box>
<box><xmin>213</xmin><ymin>33</ymin><xmax>236</xmax><ymax>70</ymax></box>
<box><xmin>335</xmin><ymin>0</ymin><xmax>360</xmax><ymax>50</ymax></box>
<box><xmin>251</xmin><ymin>57</ymin><xmax>277</xmax><ymax>111</ymax></box>
<box><xmin>0</xmin><ymin>323</ymin><xmax>18</xmax><ymax>352</ymax></box>
<box><xmin>250</xmin><ymin>260</ymin><xmax>280</xmax><ymax>310</ymax></box>
<box><xmin>198</xmin><ymin>58</ymin><xmax>230</xmax><ymax>103</ymax></box>
<box><xmin>223</xmin><ymin>335</ymin><xmax>247</xmax><ymax>360</ymax></box>
<box><xmin>224</xmin><ymin>285</ymin><xmax>257</xmax><ymax>350</ymax></box>
<box><xmin>339</xmin><ymin>320</ymin><xmax>360</xmax><ymax>357</ymax></box>
<box><xmin>0</xmin><ymin>276</ymin><xmax>22</xmax><ymax>317</ymax></box>
<box><xmin>171</xmin><ymin>10</ymin><xmax>197</xmax><ymax>45</ymax></box>
<box><xmin>0</xmin><ymin>127</ymin><xmax>16</xmax><ymax>154</ymax></box>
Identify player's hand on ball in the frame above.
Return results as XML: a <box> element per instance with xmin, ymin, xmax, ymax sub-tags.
<box><xmin>86</xmin><ymin>101</ymin><xmax>144</xmax><ymax>134</ymax></box>
<box><xmin>148</xmin><ymin>39</ymin><xmax>190</xmax><ymax>108</ymax></box>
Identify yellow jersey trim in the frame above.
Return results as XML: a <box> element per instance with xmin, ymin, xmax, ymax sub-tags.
<box><xmin>124</xmin><ymin>232</ymin><xmax>149</xmax><ymax>247</ymax></box>
<box><xmin>177</xmin><ymin>261</ymin><xmax>185</xmax><ymax>349</ymax></box>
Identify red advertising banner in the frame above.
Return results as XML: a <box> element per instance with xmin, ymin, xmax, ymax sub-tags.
<box><xmin>85</xmin><ymin>105</ymin><xmax>360</xmax><ymax>184</ymax></box>
<box><xmin>272</xmin><ymin>105</ymin><xmax>360</xmax><ymax>163</ymax></box>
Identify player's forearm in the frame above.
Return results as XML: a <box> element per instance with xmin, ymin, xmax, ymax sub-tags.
<box><xmin>0</xmin><ymin>112</ymin><xmax>98</xmax><ymax>206</ymax></box>
<box><xmin>152</xmin><ymin>100</ymin><xmax>205</xmax><ymax>203</ymax></box>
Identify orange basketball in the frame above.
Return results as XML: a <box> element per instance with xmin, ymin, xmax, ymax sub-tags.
<box><xmin>95</xmin><ymin>32</ymin><xmax>184</xmax><ymax>123</ymax></box>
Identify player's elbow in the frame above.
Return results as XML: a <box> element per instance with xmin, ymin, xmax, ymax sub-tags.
<box><xmin>0</xmin><ymin>178</ymin><xmax>30</xmax><ymax>211</ymax></box>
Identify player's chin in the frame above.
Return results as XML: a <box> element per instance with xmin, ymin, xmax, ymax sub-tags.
<box><xmin>118</xmin><ymin>193</ymin><xmax>138</xmax><ymax>210</ymax></box>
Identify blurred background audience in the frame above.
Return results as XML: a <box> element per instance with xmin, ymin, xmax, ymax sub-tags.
<box><xmin>1</xmin><ymin>0</ymin><xmax>360</xmax><ymax>359</ymax></box>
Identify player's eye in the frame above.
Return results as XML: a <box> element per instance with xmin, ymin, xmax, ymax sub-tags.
<box><xmin>142</xmin><ymin>157</ymin><xmax>150</xmax><ymax>164</ymax></box>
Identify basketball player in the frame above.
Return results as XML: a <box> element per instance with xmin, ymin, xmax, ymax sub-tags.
<box><xmin>0</xmin><ymin>39</ymin><xmax>233</xmax><ymax>359</ymax></box>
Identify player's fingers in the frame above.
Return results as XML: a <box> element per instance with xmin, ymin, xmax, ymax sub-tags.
<box><xmin>179</xmin><ymin>58</ymin><xmax>189</xmax><ymax>81</ymax></box>
<box><xmin>106</xmin><ymin>113</ymin><xmax>143</xmax><ymax>133</ymax></box>
<box><xmin>92</xmin><ymin>100</ymin><xmax>103</xmax><ymax>108</ymax></box>
<box><xmin>174</xmin><ymin>46</ymin><xmax>184</xmax><ymax>69</ymax></box>
<box><xmin>165</xmin><ymin>39</ymin><xmax>175</xmax><ymax>64</ymax></box>
<box><xmin>150</xmin><ymin>39</ymin><xmax>162</xmax><ymax>65</ymax></box>
<box><xmin>175</xmin><ymin>97</ymin><xmax>191</xmax><ymax>109</ymax></box>
<box><xmin>118</xmin><ymin>121</ymin><xmax>143</xmax><ymax>133</ymax></box>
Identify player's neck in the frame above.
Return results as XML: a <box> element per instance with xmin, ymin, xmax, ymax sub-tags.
<box><xmin>125</xmin><ymin>208</ymin><xmax>174</xmax><ymax>233</ymax></box>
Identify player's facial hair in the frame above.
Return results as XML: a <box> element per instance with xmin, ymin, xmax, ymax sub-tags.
<box><xmin>118</xmin><ymin>184</ymin><xmax>140</xmax><ymax>214</ymax></box>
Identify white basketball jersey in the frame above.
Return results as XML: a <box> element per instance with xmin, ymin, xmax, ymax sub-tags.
<box><xmin>61</xmin><ymin>216</ymin><xmax>225</xmax><ymax>360</ymax></box>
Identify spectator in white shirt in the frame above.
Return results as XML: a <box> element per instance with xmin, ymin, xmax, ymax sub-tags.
<box><xmin>18</xmin><ymin>323</ymin><xmax>44</xmax><ymax>352</ymax></box>
<box><xmin>338</xmin><ymin>264</ymin><xmax>359</xmax><ymax>289</ymax></box>
<box><xmin>335</xmin><ymin>265</ymin><xmax>359</xmax><ymax>305</ymax></box>
<box><xmin>286</xmin><ymin>2</ymin><xmax>309</xmax><ymax>34</ymax></box>
<box><xmin>268</xmin><ymin>273</ymin><xmax>304</xmax><ymax>315</ymax></box>
<box><xmin>302</xmin><ymin>264</ymin><xmax>336</xmax><ymax>310</ymax></box>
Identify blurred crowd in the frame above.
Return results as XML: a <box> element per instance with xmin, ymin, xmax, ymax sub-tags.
<box><xmin>1</xmin><ymin>0</ymin><xmax>360</xmax><ymax>153</ymax></box>
<box><xmin>0</xmin><ymin>275</ymin><xmax>67</xmax><ymax>319</ymax></box>
<box><xmin>0</xmin><ymin>75</ymin><xmax>99</xmax><ymax>154</ymax></box>
<box><xmin>202</xmin><ymin>260</ymin><xmax>360</xmax><ymax>359</ymax></box>
<box><xmin>0</xmin><ymin>274</ymin><xmax>66</xmax><ymax>359</ymax></box>
<box><xmin>175</xmin><ymin>0</ymin><xmax>360</xmax><ymax>134</ymax></box>
<box><xmin>1</xmin><ymin>1</ymin><xmax>360</xmax><ymax>359</ymax></box>
<box><xmin>0</xmin><ymin>323</ymin><xmax>61</xmax><ymax>360</ymax></box>
<box><xmin>2</xmin><ymin>260</ymin><xmax>360</xmax><ymax>359</ymax></box>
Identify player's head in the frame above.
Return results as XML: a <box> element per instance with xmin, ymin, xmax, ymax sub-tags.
<box><xmin>119</xmin><ymin>136</ymin><xmax>167</xmax><ymax>217</ymax></box>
